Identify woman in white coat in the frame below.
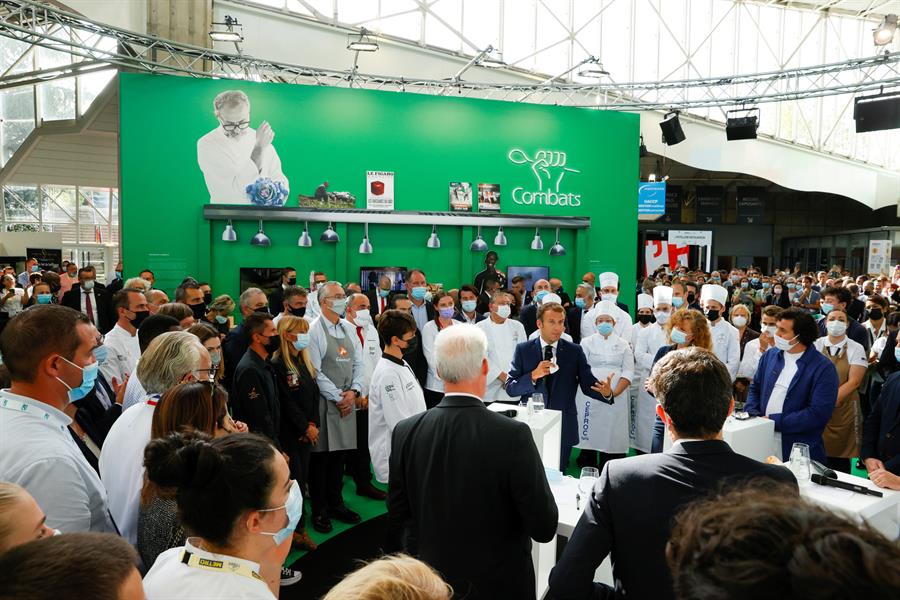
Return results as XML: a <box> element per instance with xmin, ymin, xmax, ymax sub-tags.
<box><xmin>574</xmin><ymin>300</ymin><xmax>634</xmax><ymax>473</ymax></box>
<box><xmin>631</xmin><ymin>286</ymin><xmax>674</xmax><ymax>453</ymax></box>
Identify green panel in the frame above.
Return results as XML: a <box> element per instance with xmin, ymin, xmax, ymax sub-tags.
<box><xmin>119</xmin><ymin>72</ymin><xmax>638</xmax><ymax>301</ymax></box>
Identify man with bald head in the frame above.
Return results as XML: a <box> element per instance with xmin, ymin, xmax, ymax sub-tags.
<box><xmin>367</xmin><ymin>275</ymin><xmax>394</xmax><ymax>317</ymax></box>
<box><xmin>519</xmin><ymin>278</ymin><xmax>553</xmax><ymax>337</ymax></box>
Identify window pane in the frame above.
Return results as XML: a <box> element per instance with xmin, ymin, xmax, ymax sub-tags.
<box><xmin>3</xmin><ymin>185</ymin><xmax>39</xmax><ymax>222</ymax></box>
<box><xmin>2</xmin><ymin>120</ymin><xmax>35</xmax><ymax>164</ymax></box>
<box><xmin>79</xmin><ymin>69</ymin><xmax>116</xmax><ymax>113</ymax></box>
<box><xmin>39</xmin><ymin>79</ymin><xmax>76</xmax><ymax>121</ymax></box>
<box><xmin>41</xmin><ymin>185</ymin><xmax>77</xmax><ymax>224</ymax></box>
<box><xmin>2</xmin><ymin>87</ymin><xmax>35</xmax><ymax>121</ymax></box>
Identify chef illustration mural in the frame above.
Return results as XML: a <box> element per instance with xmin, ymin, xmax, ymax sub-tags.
<box><xmin>197</xmin><ymin>90</ymin><xmax>290</xmax><ymax>205</ymax></box>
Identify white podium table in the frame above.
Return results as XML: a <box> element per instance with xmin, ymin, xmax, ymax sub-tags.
<box><xmin>663</xmin><ymin>415</ymin><xmax>774</xmax><ymax>461</ymax></box>
<box><xmin>800</xmin><ymin>470</ymin><xmax>900</xmax><ymax>540</ymax></box>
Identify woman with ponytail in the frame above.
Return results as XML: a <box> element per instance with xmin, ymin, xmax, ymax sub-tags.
<box><xmin>141</xmin><ymin>431</ymin><xmax>301</xmax><ymax>599</ymax></box>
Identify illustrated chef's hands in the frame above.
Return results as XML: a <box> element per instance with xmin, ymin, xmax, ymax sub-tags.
<box><xmin>337</xmin><ymin>390</ymin><xmax>356</xmax><ymax>417</ymax></box>
<box><xmin>591</xmin><ymin>373</ymin><xmax>614</xmax><ymax>398</ymax></box>
<box><xmin>531</xmin><ymin>361</ymin><xmax>553</xmax><ymax>382</ymax></box>
<box><xmin>869</xmin><ymin>468</ymin><xmax>900</xmax><ymax>490</ymax></box>
<box><xmin>250</xmin><ymin>121</ymin><xmax>274</xmax><ymax>169</ymax></box>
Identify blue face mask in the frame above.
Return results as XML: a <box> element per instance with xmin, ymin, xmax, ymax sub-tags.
<box><xmin>821</xmin><ymin>303</ymin><xmax>833</xmax><ymax>314</ymax></box>
<box><xmin>597</xmin><ymin>322</ymin><xmax>614</xmax><ymax>336</ymax></box>
<box><xmin>30</xmin><ymin>265</ymin><xmax>40</xmax><ymax>273</ymax></box>
<box><xmin>411</xmin><ymin>287</ymin><xmax>427</xmax><ymax>300</ymax></box>
<box><xmin>895</xmin><ymin>347</ymin><xmax>900</xmax><ymax>363</ymax></box>
<box><xmin>56</xmin><ymin>357</ymin><xmax>99</xmax><ymax>403</ymax></box>
<box><xmin>293</xmin><ymin>333</ymin><xmax>310</xmax><ymax>351</ymax></box>
<box><xmin>37</xmin><ymin>293</ymin><xmax>52</xmax><ymax>304</ymax></box>
<box><xmin>751</xmin><ymin>278</ymin><xmax>760</xmax><ymax>284</ymax></box>
<box><xmin>671</xmin><ymin>328</ymin><xmax>688</xmax><ymax>345</ymax></box>
<box><xmin>215</xmin><ymin>315</ymin><xmax>228</xmax><ymax>324</ymax></box>
<box><xmin>378</xmin><ymin>288</ymin><xmax>390</xmax><ymax>298</ymax></box>
<box><xmin>763</xmin><ymin>282</ymin><xmax>771</xmax><ymax>289</ymax></box>
<box><xmin>535</xmin><ymin>290</ymin><xmax>549</xmax><ymax>302</ymax></box>
<box><xmin>92</xmin><ymin>345</ymin><xmax>109</xmax><ymax>365</ymax></box>
<box><xmin>259</xmin><ymin>480</ymin><xmax>303</xmax><ymax>546</ymax></box>
<box><xmin>461</xmin><ymin>300</ymin><xmax>477</xmax><ymax>313</ymax></box>
<box><xmin>575</xmin><ymin>297</ymin><xmax>586</xmax><ymax>309</ymax></box>
<box><xmin>671</xmin><ymin>296</ymin><xmax>684</xmax><ymax>308</ymax></box>
<box><xmin>115</xmin><ymin>271</ymin><xmax>122</xmax><ymax>279</ymax></box>
<box><xmin>329</xmin><ymin>298</ymin><xmax>347</xmax><ymax>316</ymax></box>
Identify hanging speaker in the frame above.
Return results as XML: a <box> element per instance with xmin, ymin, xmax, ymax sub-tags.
<box><xmin>659</xmin><ymin>111</ymin><xmax>686</xmax><ymax>145</ymax></box>
<box><xmin>854</xmin><ymin>91</ymin><xmax>900</xmax><ymax>133</ymax></box>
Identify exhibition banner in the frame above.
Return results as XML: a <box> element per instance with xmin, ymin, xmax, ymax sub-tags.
<box><xmin>736</xmin><ymin>186</ymin><xmax>765</xmax><ymax>224</ymax></box>
<box><xmin>662</xmin><ymin>184</ymin><xmax>682</xmax><ymax>224</ymax></box>
<box><xmin>868</xmin><ymin>240</ymin><xmax>892</xmax><ymax>275</ymax></box>
<box><xmin>638</xmin><ymin>181</ymin><xmax>666</xmax><ymax>216</ymax></box>
<box><xmin>695</xmin><ymin>186</ymin><xmax>724</xmax><ymax>224</ymax></box>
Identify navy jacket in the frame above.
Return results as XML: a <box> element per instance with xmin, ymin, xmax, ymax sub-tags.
<box><xmin>505</xmin><ymin>337</ymin><xmax>609</xmax><ymax>449</ymax></box>
<box><xmin>861</xmin><ymin>370</ymin><xmax>900</xmax><ymax>475</ymax></box>
<box><xmin>745</xmin><ymin>346</ymin><xmax>838</xmax><ymax>462</ymax></box>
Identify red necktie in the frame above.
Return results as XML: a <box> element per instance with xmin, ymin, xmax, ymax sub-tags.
<box><xmin>356</xmin><ymin>325</ymin><xmax>365</xmax><ymax>347</ymax></box>
<box><xmin>380</xmin><ymin>297</ymin><xmax>385</xmax><ymax>313</ymax></box>
<box><xmin>85</xmin><ymin>292</ymin><xmax>94</xmax><ymax>324</ymax></box>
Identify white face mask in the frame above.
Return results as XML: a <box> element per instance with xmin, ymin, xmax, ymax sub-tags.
<box><xmin>353</xmin><ymin>308</ymin><xmax>372</xmax><ymax>324</ymax></box>
<box><xmin>774</xmin><ymin>333</ymin><xmax>798</xmax><ymax>352</ymax></box>
<box><xmin>764</xmin><ymin>325</ymin><xmax>777</xmax><ymax>337</ymax></box>
<box><xmin>654</xmin><ymin>310</ymin><xmax>670</xmax><ymax>325</ymax></box>
<box><xmin>732</xmin><ymin>316</ymin><xmax>748</xmax><ymax>328</ymax></box>
<box><xmin>826</xmin><ymin>320</ymin><xmax>847</xmax><ymax>337</ymax></box>
<box><xmin>495</xmin><ymin>305</ymin><xmax>511</xmax><ymax>319</ymax></box>
<box><xmin>600</xmin><ymin>293</ymin><xmax>618</xmax><ymax>303</ymax></box>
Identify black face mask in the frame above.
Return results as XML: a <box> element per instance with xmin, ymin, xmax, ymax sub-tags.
<box><xmin>869</xmin><ymin>308</ymin><xmax>884</xmax><ymax>321</ymax></box>
<box><xmin>687</xmin><ymin>292</ymin><xmax>696</xmax><ymax>304</ymax></box>
<box><xmin>190</xmin><ymin>302</ymin><xmax>207</xmax><ymax>322</ymax></box>
<box><xmin>705</xmin><ymin>309</ymin><xmax>720</xmax><ymax>322</ymax></box>
<box><xmin>287</xmin><ymin>277</ymin><xmax>297</xmax><ymax>286</ymax></box>
<box><xmin>203</xmin><ymin>292</ymin><xmax>213</xmax><ymax>305</ymax></box>
<box><xmin>289</xmin><ymin>306</ymin><xmax>306</xmax><ymax>318</ymax></box>
<box><xmin>129</xmin><ymin>309</ymin><xmax>150</xmax><ymax>329</ymax></box>
<box><xmin>401</xmin><ymin>336</ymin><xmax>418</xmax><ymax>355</ymax></box>
<box><xmin>636</xmin><ymin>313</ymin><xmax>654</xmax><ymax>325</ymax></box>
<box><xmin>263</xmin><ymin>334</ymin><xmax>280</xmax><ymax>354</ymax></box>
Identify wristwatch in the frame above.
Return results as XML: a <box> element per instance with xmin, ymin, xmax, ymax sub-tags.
<box><xmin>352</xmin><ymin>389</ymin><xmax>361</xmax><ymax>399</ymax></box>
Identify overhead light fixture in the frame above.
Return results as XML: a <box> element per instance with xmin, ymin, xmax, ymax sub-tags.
<box><xmin>347</xmin><ymin>27</ymin><xmax>379</xmax><ymax>52</ymax></box>
<box><xmin>250</xmin><ymin>220</ymin><xmax>270</xmax><ymax>247</ymax></box>
<box><xmin>470</xmin><ymin>226</ymin><xmax>488</xmax><ymax>252</ymax></box>
<box><xmin>726</xmin><ymin>107</ymin><xmax>759</xmax><ymax>140</ymax></box>
<box><xmin>426</xmin><ymin>225</ymin><xmax>441</xmax><ymax>249</ymax></box>
<box><xmin>320</xmin><ymin>222</ymin><xmax>340</xmax><ymax>243</ymax></box>
<box><xmin>648</xmin><ymin>173</ymin><xmax>657</xmax><ymax>182</ymax></box>
<box><xmin>493</xmin><ymin>226</ymin><xmax>507</xmax><ymax>246</ymax></box>
<box><xmin>639</xmin><ymin>134</ymin><xmax>649</xmax><ymax>157</ymax></box>
<box><xmin>222</xmin><ymin>220</ymin><xmax>237</xmax><ymax>242</ymax></box>
<box><xmin>478</xmin><ymin>46</ymin><xmax>505</xmax><ymax>68</ymax></box>
<box><xmin>660</xmin><ymin>110</ymin><xmax>686</xmax><ymax>146</ymax></box>
<box><xmin>874</xmin><ymin>14</ymin><xmax>898</xmax><ymax>46</ymax></box>
<box><xmin>209</xmin><ymin>15</ymin><xmax>243</xmax><ymax>43</ymax></box>
<box><xmin>530</xmin><ymin>227</ymin><xmax>544</xmax><ymax>251</ymax></box>
<box><xmin>359</xmin><ymin>223</ymin><xmax>373</xmax><ymax>254</ymax></box>
<box><xmin>549</xmin><ymin>228</ymin><xmax>566</xmax><ymax>256</ymax></box>
<box><xmin>297</xmin><ymin>221</ymin><xmax>312</xmax><ymax>247</ymax></box>
<box><xmin>576</xmin><ymin>57</ymin><xmax>609</xmax><ymax>79</ymax></box>
<box><xmin>854</xmin><ymin>89</ymin><xmax>900</xmax><ymax>132</ymax></box>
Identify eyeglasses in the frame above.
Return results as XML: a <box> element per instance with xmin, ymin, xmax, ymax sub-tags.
<box><xmin>220</xmin><ymin>120</ymin><xmax>249</xmax><ymax>133</ymax></box>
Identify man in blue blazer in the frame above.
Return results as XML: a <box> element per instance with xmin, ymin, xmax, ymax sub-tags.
<box><xmin>506</xmin><ymin>301</ymin><xmax>611</xmax><ymax>470</ymax></box>
<box><xmin>745</xmin><ymin>307</ymin><xmax>838</xmax><ymax>463</ymax></box>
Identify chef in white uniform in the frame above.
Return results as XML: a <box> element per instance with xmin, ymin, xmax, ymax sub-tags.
<box><xmin>629</xmin><ymin>293</ymin><xmax>655</xmax><ymax>349</ymax></box>
<box><xmin>575</xmin><ymin>301</ymin><xmax>634</xmax><ymax>471</ymax></box>
<box><xmin>701</xmin><ymin>283</ymin><xmax>741</xmax><ymax>381</ymax></box>
<box><xmin>631</xmin><ymin>286</ymin><xmax>673</xmax><ymax>453</ymax></box>
<box><xmin>196</xmin><ymin>90</ymin><xmax>289</xmax><ymax>205</ymax></box>
<box><xmin>528</xmin><ymin>293</ymin><xmax>573</xmax><ymax>342</ymax></box>
<box><xmin>477</xmin><ymin>290</ymin><xmax>526</xmax><ymax>403</ymax></box>
<box><xmin>586</xmin><ymin>272</ymin><xmax>633</xmax><ymax>339</ymax></box>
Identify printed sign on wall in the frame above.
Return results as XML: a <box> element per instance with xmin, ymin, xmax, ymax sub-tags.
<box><xmin>868</xmin><ymin>240</ymin><xmax>892</xmax><ymax>275</ymax></box>
<box><xmin>736</xmin><ymin>186</ymin><xmax>765</xmax><ymax>224</ymax></box>
<box><xmin>638</xmin><ymin>181</ymin><xmax>666</xmax><ymax>216</ymax></box>
<box><xmin>366</xmin><ymin>170</ymin><xmax>394</xmax><ymax>210</ymax></box>
<box><xmin>695</xmin><ymin>186</ymin><xmax>724</xmax><ymax>224</ymax></box>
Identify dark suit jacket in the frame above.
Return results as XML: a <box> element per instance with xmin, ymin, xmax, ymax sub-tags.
<box><xmin>817</xmin><ymin>315</ymin><xmax>870</xmax><ymax>354</ymax></box>
<box><xmin>616</xmin><ymin>299</ymin><xmax>630</xmax><ymax>314</ymax></box>
<box><xmin>221</xmin><ymin>323</ymin><xmax>247</xmax><ymax>392</ymax></box>
<box><xmin>267</xmin><ymin>286</ymin><xmax>285</xmax><ymax>315</ymax></box>
<box><xmin>745</xmin><ymin>346</ymin><xmax>838</xmax><ymax>462</ymax></box>
<box><xmin>861</xmin><ymin>370</ymin><xmax>900</xmax><ymax>475</ymax></box>
<box><xmin>548</xmin><ymin>440</ymin><xmax>798</xmax><ymax>600</ymax></box>
<box><xmin>453</xmin><ymin>310</ymin><xmax>485</xmax><ymax>324</ymax></box>
<box><xmin>61</xmin><ymin>286</ymin><xmax>113</xmax><ymax>334</ymax></box>
<box><xmin>848</xmin><ymin>298</ymin><xmax>866</xmax><ymax>323</ymax></box>
<box><xmin>106</xmin><ymin>277</ymin><xmax>124</xmax><ymax>295</ymax></box>
<box><xmin>366</xmin><ymin>289</ymin><xmax>392</xmax><ymax>316</ymax></box>
<box><xmin>520</xmin><ymin>303</ymin><xmax>539</xmax><ymax>336</ymax></box>
<box><xmin>387</xmin><ymin>394</ymin><xmax>558</xmax><ymax>600</ymax></box>
<box><xmin>505</xmin><ymin>337</ymin><xmax>608</xmax><ymax>449</ymax></box>
<box><xmin>566</xmin><ymin>306</ymin><xmax>589</xmax><ymax>344</ymax></box>
<box><xmin>73</xmin><ymin>372</ymin><xmax>121</xmax><ymax>448</ymax></box>
<box><xmin>271</xmin><ymin>354</ymin><xmax>320</xmax><ymax>453</ymax></box>
<box><xmin>231</xmin><ymin>348</ymin><xmax>280</xmax><ymax>446</ymax></box>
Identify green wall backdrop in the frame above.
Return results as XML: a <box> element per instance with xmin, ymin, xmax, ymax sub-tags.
<box><xmin>119</xmin><ymin>72</ymin><xmax>638</xmax><ymax>305</ymax></box>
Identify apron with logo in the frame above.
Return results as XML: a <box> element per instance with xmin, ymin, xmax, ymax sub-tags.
<box><xmin>575</xmin><ymin>335</ymin><xmax>630</xmax><ymax>453</ymax></box>
<box><xmin>313</xmin><ymin>324</ymin><xmax>357</xmax><ymax>453</ymax></box>
<box><xmin>822</xmin><ymin>344</ymin><xmax>860</xmax><ymax>459</ymax></box>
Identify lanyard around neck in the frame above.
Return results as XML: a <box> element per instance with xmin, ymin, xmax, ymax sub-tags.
<box><xmin>180</xmin><ymin>549</ymin><xmax>262</xmax><ymax>581</ymax></box>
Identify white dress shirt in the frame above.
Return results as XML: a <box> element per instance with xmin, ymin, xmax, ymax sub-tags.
<box><xmin>709</xmin><ymin>319</ymin><xmax>741</xmax><ymax>381</ymax></box>
<box><xmin>144</xmin><ymin>538</ymin><xmax>274</xmax><ymax>600</ymax></box>
<box><xmin>368</xmin><ymin>354</ymin><xmax>426</xmax><ymax>484</ymax></box>
<box><xmin>307</xmin><ymin>316</ymin><xmax>364</xmax><ymax>403</ymax></box>
<box><xmin>98</xmin><ymin>396</ymin><xmax>156</xmax><ymax>544</ymax></box>
<box><xmin>767</xmin><ymin>350</ymin><xmax>802</xmax><ymax>455</ymax></box>
<box><xmin>813</xmin><ymin>337</ymin><xmax>868</xmax><ymax>367</ymax></box>
<box><xmin>410</xmin><ymin>301</ymin><xmax>429</xmax><ymax>332</ymax></box>
<box><xmin>737</xmin><ymin>337</ymin><xmax>767</xmax><ymax>380</ymax></box>
<box><xmin>422</xmin><ymin>319</ymin><xmax>452</xmax><ymax>392</ymax></box>
<box><xmin>0</xmin><ymin>390</ymin><xmax>116</xmax><ymax>534</ymax></box>
<box><xmin>196</xmin><ymin>125</ymin><xmax>287</xmax><ymax>205</ymax></box>
<box><xmin>0</xmin><ymin>287</ymin><xmax>24</xmax><ymax>316</ymax></box>
<box><xmin>80</xmin><ymin>288</ymin><xmax>99</xmax><ymax>327</ymax></box>
<box><xmin>477</xmin><ymin>316</ymin><xmax>526</xmax><ymax>402</ymax></box>
<box><xmin>100</xmin><ymin>323</ymin><xmax>140</xmax><ymax>386</ymax></box>
<box><xmin>528</xmin><ymin>329</ymin><xmax>572</xmax><ymax>343</ymax></box>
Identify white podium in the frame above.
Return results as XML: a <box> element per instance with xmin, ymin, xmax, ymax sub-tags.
<box><xmin>662</xmin><ymin>415</ymin><xmax>775</xmax><ymax>461</ymax></box>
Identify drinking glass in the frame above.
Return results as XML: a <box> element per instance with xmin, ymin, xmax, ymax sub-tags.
<box><xmin>789</xmin><ymin>443</ymin><xmax>812</xmax><ymax>485</ymax></box>
<box><xmin>532</xmin><ymin>393</ymin><xmax>545</xmax><ymax>414</ymax></box>
<box><xmin>579</xmin><ymin>467</ymin><xmax>599</xmax><ymax>495</ymax></box>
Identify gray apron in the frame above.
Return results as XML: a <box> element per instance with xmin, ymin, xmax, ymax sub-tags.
<box><xmin>312</xmin><ymin>323</ymin><xmax>357</xmax><ymax>452</ymax></box>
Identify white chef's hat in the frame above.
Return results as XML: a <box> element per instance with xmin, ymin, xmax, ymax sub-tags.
<box><xmin>594</xmin><ymin>300</ymin><xmax>618</xmax><ymax>319</ymax></box>
<box><xmin>652</xmin><ymin>286</ymin><xmax>672</xmax><ymax>307</ymax></box>
<box><xmin>637</xmin><ymin>293</ymin><xmax>653</xmax><ymax>310</ymax></box>
<box><xmin>542</xmin><ymin>293</ymin><xmax>562</xmax><ymax>305</ymax></box>
<box><xmin>701</xmin><ymin>284</ymin><xmax>727</xmax><ymax>306</ymax></box>
<box><xmin>598</xmin><ymin>272</ymin><xmax>619</xmax><ymax>289</ymax></box>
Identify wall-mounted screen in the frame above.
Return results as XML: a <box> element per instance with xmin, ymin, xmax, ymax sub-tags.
<box><xmin>360</xmin><ymin>266</ymin><xmax>408</xmax><ymax>291</ymax></box>
<box><xmin>239</xmin><ymin>267</ymin><xmax>284</xmax><ymax>297</ymax></box>
<box><xmin>506</xmin><ymin>266</ymin><xmax>550</xmax><ymax>291</ymax></box>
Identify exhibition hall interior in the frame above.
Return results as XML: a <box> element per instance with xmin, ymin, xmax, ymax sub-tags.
<box><xmin>1</xmin><ymin>0</ymin><xmax>900</xmax><ymax>599</ymax></box>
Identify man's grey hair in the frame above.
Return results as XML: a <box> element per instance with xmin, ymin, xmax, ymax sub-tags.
<box><xmin>136</xmin><ymin>331</ymin><xmax>205</xmax><ymax>394</ymax></box>
<box><xmin>577</xmin><ymin>282</ymin><xmax>596</xmax><ymax>299</ymax></box>
<box><xmin>434</xmin><ymin>324</ymin><xmax>487</xmax><ymax>384</ymax></box>
<box><xmin>239</xmin><ymin>287</ymin><xmax>265</xmax><ymax>308</ymax></box>
<box><xmin>124</xmin><ymin>277</ymin><xmax>150</xmax><ymax>293</ymax></box>
<box><xmin>317</xmin><ymin>281</ymin><xmax>343</xmax><ymax>304</ymax></box>
<box><xmin>213</xmin><ymin>90</ymin><xmax>249</xmax><ymax>113</ymax></box>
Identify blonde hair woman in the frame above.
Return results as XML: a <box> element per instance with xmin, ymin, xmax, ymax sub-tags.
<box><xmin>0</xmin><ymin>482</ymin><xmax>56</xmax><ymax>554</ymax></box>
<box><xmin>729</xmin><ymin>303</ymin><xmax>760</xmax><ymax>407</ymax></box>
<box><xmin>270</xmin><ymin>315</ymin><xmax>319</xmax><ymax>551</ymax></box>
<box><xmin>323</xmin><ymin>554</ymin><xmax>451</xmax><ymax>600</ymax></box>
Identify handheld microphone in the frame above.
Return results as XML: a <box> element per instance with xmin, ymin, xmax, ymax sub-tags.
<box><xmin>810</xmin><ymin>474</ymin><xmax>883</xmax><ymax>497</ymax></box>
<box><xmin>811</xmin><ymin>460</ymin><xmax>837</xmax><ymax>479</ymax></box>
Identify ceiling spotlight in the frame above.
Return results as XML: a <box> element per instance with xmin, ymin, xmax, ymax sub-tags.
<box><xmin>348</xmin><ymin>27</ymin><xmax>379</xmax><ymax>52</ymax></box>
<box><xmin>426</xmin><ymin>225</ymin><xmax>441</xmax><ymax>249</ymax></box>
<box><xmin>549</xmin><ymin>228</ymin><xmax>566</xmax><ymax>256</ymax></box>
<box><xmin>297</xmin><ymin>221</ymin><xmax>312</xmax><ymax>247</ymax></box>
<box><xmin>530</xmin><ymin>227</ymin><xmax>544</xmax><ymax>251</ymax></box>
<box><xmin>320</xmin><ymin>222</ymin><xmax>340</xmax><ymax>243</ymax></box>
<box><xmin>726</xmin><ymin>107</ymin><xmax>759</xmax><ymax>140</ymax></box>
<box><xmin>470</xmin><ymin>226</ymin><xmax>488</xmax><ymax>252</ymax></box>
<box><xmin>576</xmin><ymin>57</ymin><xmax>609</xmax><ymax>79</ymax></box>
<box><xmin>639</xmin><ymin>134</ymin><xmax>649</xmax><ymax>158</ymax></box>
<box><xmin>250</xmin><ymin>220</ymin><xmax>270</xmax><ymax>247</ymax></box>
<box><xmin>874</xmin><ymin>14</ymin><xmax>898</xmax><ymax>46</ymax></box>
<box><xmin>209</xmin><ymin>15</ymin><xmax>243</xmax><ymax>43</ymax></box>
<box><xmin>359</xmin><ymin>223</ymin><xmax>373</xmax><ymax>254</ymax></box>
<box><xmin>222</xmin><ymin>220</ymin><xmax>237</xmax><ymax>242</ymax></box>
<box><xmin>478</xmin><ymin>46</ymin><xmax>505</xmax><ymax>68</ymax></box>
<box><xmin>493</xmin><ymin>226</ymin><xmax>507</xmax><ymax>246</ymax></box>
<box><xmin>660</xmin><ymin>110</ymin><xmax>686</xmax><ymax>146</ymax></box>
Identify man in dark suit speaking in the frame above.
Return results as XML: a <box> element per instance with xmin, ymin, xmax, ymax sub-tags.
<box><xmin>506</xmin><ymin>301</ymin><xmax>611</xmax><ymax>470</ymax></box>
<box><xmin>387</xmin><ymin>324</ymin><xmax>558</xmax><ymax>600</ymax></box>
<box><xmin>548</xmin><ymin>347</ymin><xmax>797</xmax><ymax>600</ymax></box>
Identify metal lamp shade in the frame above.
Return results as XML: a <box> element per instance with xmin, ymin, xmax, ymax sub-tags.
<box><xmin>426</xmin><ymin>225</ymin><xmax>441</xmax><ymax>248</ymax></box>
<box><xmin>530</xmin><ymin>227</ymin><xmax>544</xmax><ymax>250</ymax></box>
<box><xmin>359</xmin><ymin>223</ymin><xmax>373</xmax><ymax>254</ymax></box>
<box><xmin>250</xmin><ymin>220</ymin><xmax>271</xmax><ymax>247</ymax></box>
<box><xmin>320</xmin><ymin>222</ymin><xmax>340</xmax><ymax>243</ymax></box>
<box><xmin>298</xmin><ymin>221</ymin><xmax>312</xmax><ymax>247</ymax></box>
<box><xmin>493</xmin><ymin>226</ymin><xmax>507</xmax><ymax>246</ymax></box>
<box><xmin>470</xmin><ymin>226</ymin><xmax>488</xmax><ymax>252</ymax></box>
<box><xmin>549</xmin><ymin>227</ymin><xmax>565</xmax><ymax>256</ymax></box>
<box><xmin>222</xmin><ymin>220</ymin><xmax>237</xmax><ymax>242</ymax></box>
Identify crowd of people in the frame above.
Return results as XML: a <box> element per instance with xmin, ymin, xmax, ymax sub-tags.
<box><xmin>1</xmin><ymin>255</ymin><xmax>899</xmax><ymax>599</ymax></box>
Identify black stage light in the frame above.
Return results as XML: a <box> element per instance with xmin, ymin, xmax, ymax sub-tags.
<box><xmin>726</xmin><ymin>108</ymin><xmax>759</xmax><ymax>140</ymax></box>
<box><xmin>660</xmin><ymin>111</ymin><xmax>686</xmax><ymax>145</ymax></box>
<box><xmin>854</xmin><ymin>90</ymin><xmax>900</xmax><ymax>133</ymax></box>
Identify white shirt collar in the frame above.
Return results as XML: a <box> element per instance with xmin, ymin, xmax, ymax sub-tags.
<box><xmin>0</xmin><ymin>389</ymin><xmax>72</xmax><ymax>429</ymax></box>
<box><xmin>539</xmin><ymin>337</ymin><xmax>558</xmax><ymax>350</ymax></box>
<box><xmin>445</xmin><ymin>392</ymin><xmax>484</xmax><ymax>403</ymax></box>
